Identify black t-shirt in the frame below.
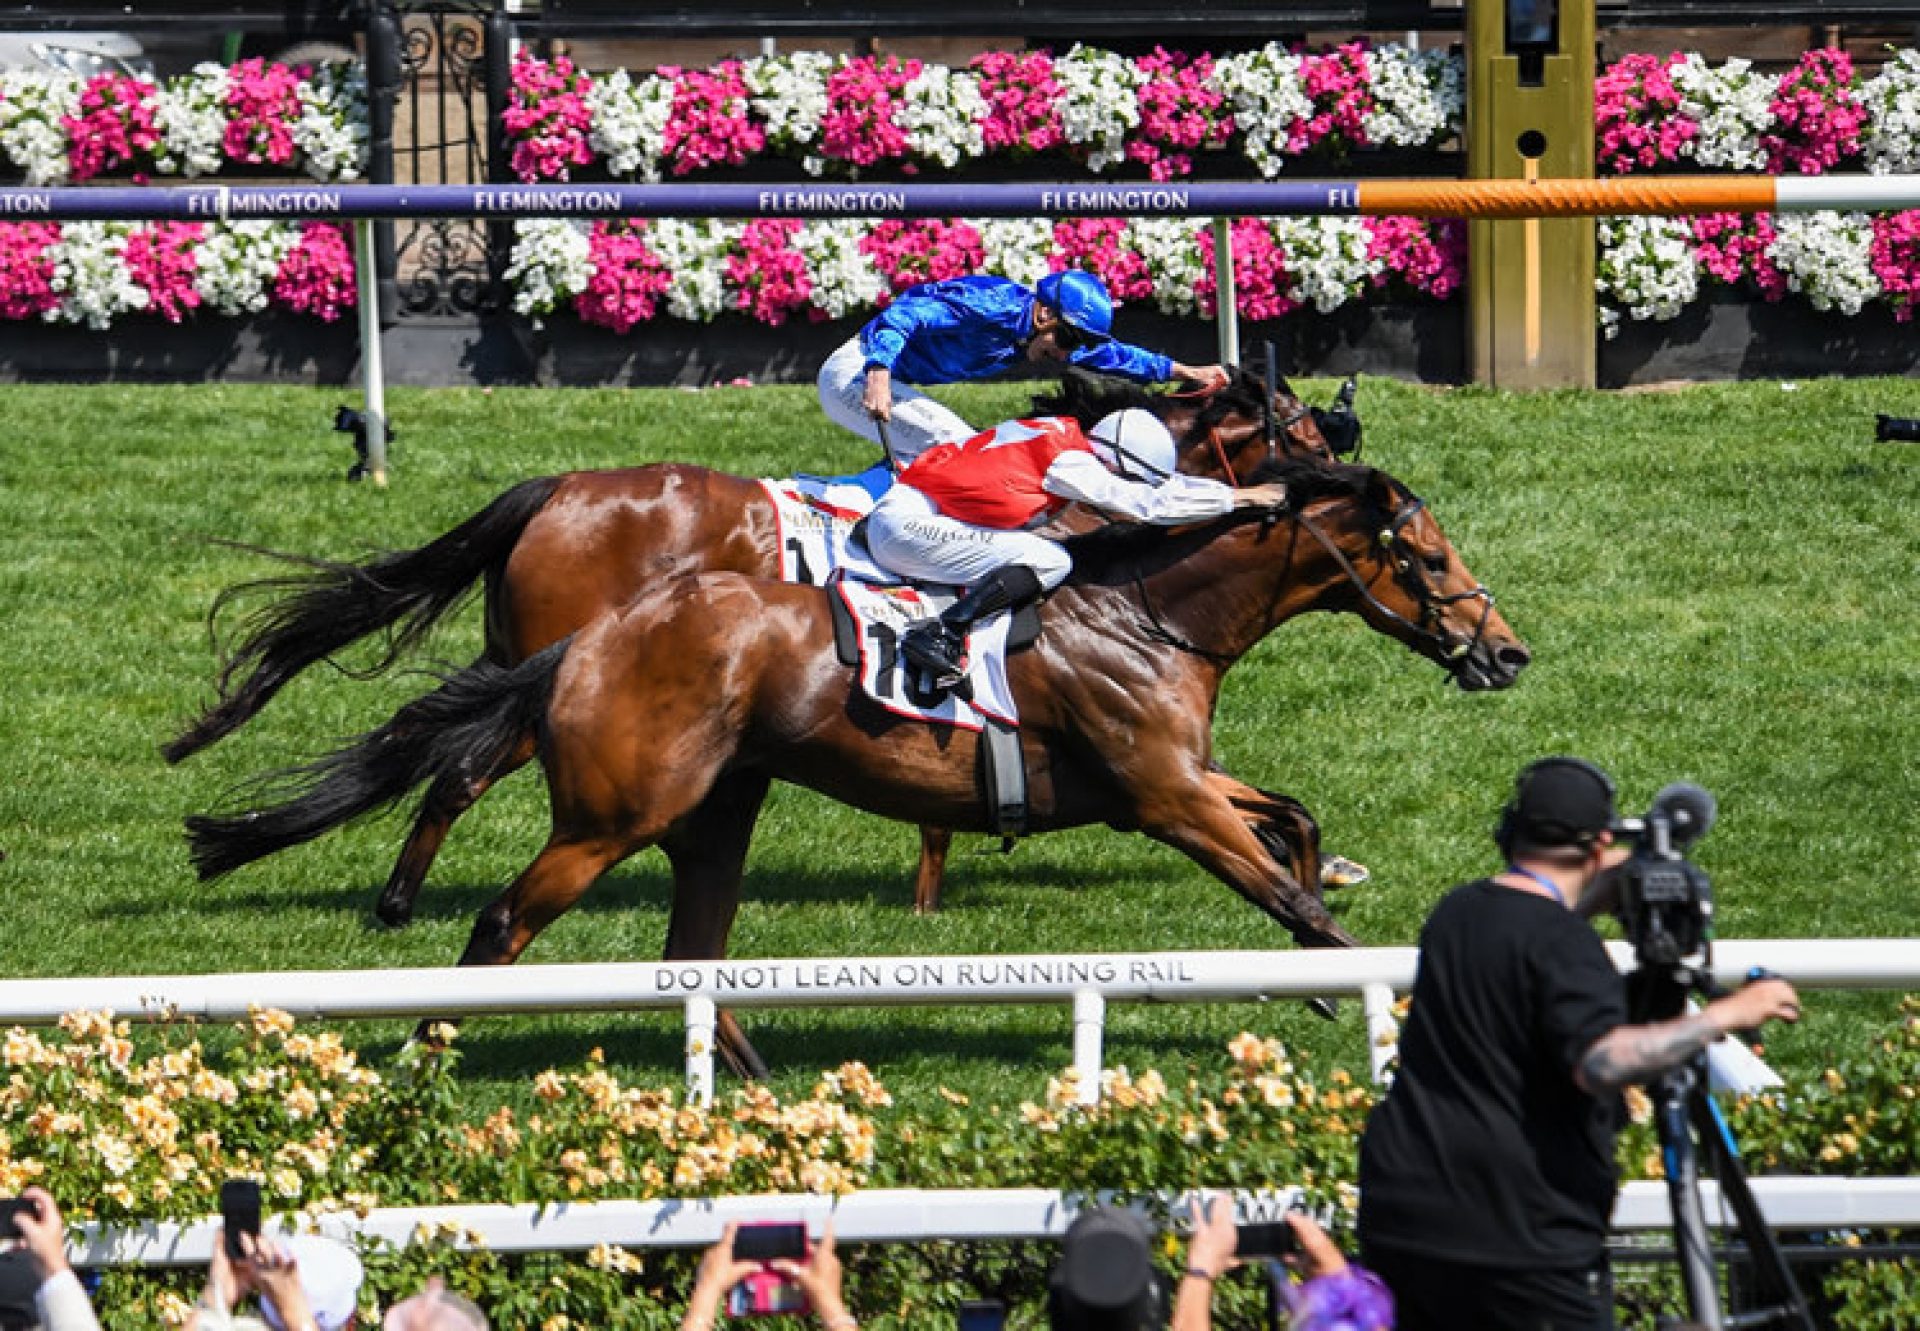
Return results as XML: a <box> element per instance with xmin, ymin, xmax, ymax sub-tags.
<box><xmin>1357</xmin><ymin>878</ymin><xmax>1629</xmax><ymax>1269</ymax></box>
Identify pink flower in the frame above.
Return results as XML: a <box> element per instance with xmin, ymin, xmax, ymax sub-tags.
<box><xmin>971</xmin><ymin>50</ymin><xmax>1065</xmax><ymax>154</ymax></box>
<box><xmin>820</xmin><ymin>55</ymin><xmax>919</xmax><ymax>169</ymax></box>
<box><xmin>0</xmin><ymin>222</ymin><xmax>63</xmax><ymax>320</ymax></box>
<box><xmin>1761</xmin><ymin>48</ymin><xmax>1865</xmax><ymax>175</ymax></box>
<box><xmin>1364</xmin><ymin>216</ymin><xmax>1466</xmax><ymax>301</ymax></box>
<box><xmin>502</xmin><ymin>52</ymin><xmax>595</xmax><ymax>183</ymax></box>
<box><xmin>661</xmin><ymin>61</ymin><xmax>766</xmax><ymax>176</ymax></box>
<box><xmin>1126</xmin><ymin>49</ymin><xmax>1234</xmax><ymax>181</ymax></box>
<box><xmin>222</xmin><ymin>58</ymin><xmax>304</xmax><ymax>167</ymax></box>
<box><xmin>1288</xmin><ymin>42</ymin><xmax>1375</xmax><ymax>154</ymax></box>
<box><xmin>860</xmin><ymin>219</ymin><xmax>985</xmax><ymax>293</ymax></box>
<box><xmin>727</xmin><ymin>218</ymin><xmax>815</xmax><ymax>324</ymax></box>
<box><xmin>1594</xmin><ymin>53</ymin><xmax>1697</xmax><ymax>174</ymax></box>
<box><xmin>274</xmin><ymin>222</ymin><xmax>357</xmax><ymax>321</ymax></box>
<box><xmin>62</xmin><ymin>74</ymin><xmax>162</xmax><ymax>182</ymax></box>
<box><xmin>124</xmin><ymin>222</ymin><xmax>206</xmax><ymax>322</ymax></box>
<box><xmin>1050</xmin><ymin>219</ymin><xmax>1153</xmax><ymax>304</ymax></box>
<box><xmin>1196</xmin><ymin>219</ymin><xmax>1296</xmax><ymax>321</ymax></box>
<box><xmin>1869</xmin><ymin>210</ymin><xmax>1920</xmax><ymax>323</ymax></box>
<box><xmin>1689</xmin><ymin>212</ymin><xmax>1788</xmax><ymax>300</ymax></box>
<box><xmin>576</xmin><ymin>221</ymin><xmax>671</xmax><ymax>332</ymax></box>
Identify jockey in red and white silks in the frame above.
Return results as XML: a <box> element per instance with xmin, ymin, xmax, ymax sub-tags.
<box><xmin>865</xmin><ymin>408</ymin><xmax>1286</xmax><ymax>689</ymax></box>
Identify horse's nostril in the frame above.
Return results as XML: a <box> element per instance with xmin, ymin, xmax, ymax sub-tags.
<box><xmin>1497</xmin><ymin>644</ymin><xmax>1532</xmax><ymax>671</ymax></box>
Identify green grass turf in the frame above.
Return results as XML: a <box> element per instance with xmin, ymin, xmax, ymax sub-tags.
<box><xmin>0</xmin><ymin>375</ymin><xmax>1914</xmax><ymax>1113</ymax></box>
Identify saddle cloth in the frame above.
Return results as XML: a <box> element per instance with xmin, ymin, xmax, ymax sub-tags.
<box><xmin>831</xmin><ymin>581</ymin><xmax>1019</xmax><ymax>731</ymax></box>
<box><xmin>759</xmin><ymin>470</ymin><xmax>892</xmax><ymax>586</ymax></box>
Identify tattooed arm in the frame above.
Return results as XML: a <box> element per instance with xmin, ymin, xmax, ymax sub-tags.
<box><xmin>1575</xmin><ymin>978</ymin><xmax>1802</xmax><ymax>1096</ymax></box>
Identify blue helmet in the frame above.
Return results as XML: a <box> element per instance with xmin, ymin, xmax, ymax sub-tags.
<box><xmin>1035</xmin><ymin>269</ymin><xmax>1113</xmax><ymax>343</ymax></box>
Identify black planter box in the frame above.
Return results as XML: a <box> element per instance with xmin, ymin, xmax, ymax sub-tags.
<box><xmin>0</xmin><ymin>311</ymin><xmax>360</xmax><ymax>385</ymax></box>
<box><xmin>1600</xmin><ymin>294</ymin><xmax>1920</xmax><ymax>387</ymax></box>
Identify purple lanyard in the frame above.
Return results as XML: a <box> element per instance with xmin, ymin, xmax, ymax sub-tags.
<box><xmin>1506</xmin><ymin>864</ymin><xmax>1568</xmax><ymax>909</ymax></box>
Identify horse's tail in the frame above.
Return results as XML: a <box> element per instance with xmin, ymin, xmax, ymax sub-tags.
<box><xmin>163</xmin><ymin>474</ymin><xmax>567</xmax><ymax>764</ymax></box>
<box><xmin>184</xmin><ymin>637</ymin><xmax>570</xmax><ymax>882</ymax></box>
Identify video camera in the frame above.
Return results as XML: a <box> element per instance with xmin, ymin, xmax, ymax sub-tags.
<box><xmin>1608</xmin><ymin>783</ymin><xmax>1718</xmax><ymax>1007</ymax></box>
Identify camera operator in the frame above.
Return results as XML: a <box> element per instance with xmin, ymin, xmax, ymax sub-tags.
<box><xmin>1356</xmin><ymin>757</ymin><xmax>1801</xmax><ymax>1331</ymax></box>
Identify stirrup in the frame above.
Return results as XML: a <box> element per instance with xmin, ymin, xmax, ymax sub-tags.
<box><xmin>901</xmin><ymin>624</ymin><xmax>968</xmax><ymax>689</ymax></box>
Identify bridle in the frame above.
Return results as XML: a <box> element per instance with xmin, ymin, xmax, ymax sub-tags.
<box><xmin>1294</xmin><ymin>492</ymin><xmax>1496</xmax><ymax>672</ymax></box>
<box><xmin>1172</xmin><ymin>386</ymin><xmax>1316</xmax><ymax>486</ymax></box>
<box><xmin>1125</xmin><ymin>486</ymin><xmax>1496</xmax><ymax>675</ymax></box>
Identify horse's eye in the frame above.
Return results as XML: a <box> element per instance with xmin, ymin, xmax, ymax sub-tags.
<box><xmin>1424</xmin><ymin>554</ymin><xmax>1449</xmax><ymax>576</ymax></box>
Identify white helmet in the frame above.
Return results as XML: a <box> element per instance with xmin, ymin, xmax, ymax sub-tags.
<box><xmin>1088</xmin><ymin>409</ymin><xmax>1177</xmax><ymax>484</ymax></box>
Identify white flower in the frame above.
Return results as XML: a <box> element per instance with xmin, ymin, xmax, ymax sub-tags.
<box><xmin>1770</xmin><ymin>212</ymin><xmax>1880</xmax><ymax>315</ymax></box>
<box><xmin>1595</xmin><ymin>215</ymin><xmax>1699</xmax><ymax>332</ymax></box>
<box><xmin>294</xmin><ymin>59</ymin><xmax>370</xmax><ymax>182</ymax></box>
<box><xmin>973</xmin><ymin>218</ymin><xmax>1054</xmax><ymax>288</ymax></box>
<box><xmin>152</xmin><ymin>63</ymin><xmax>228</xmax><ymax>178</ymax></box>
<box><xmin>744</xmin><ymin>51</ymin><xmax>833</xmax><ymax>152</ymax></box>
<box><xmin>1132</xmin><ymin>217</ymin><xmax>1208</xmax><ymax>316</ymax></box>
<box><xmin>793</xmin><ymin>219</ymin><xmax>885</xmax><ymax>318</ymax></box>
<box><xmin>588</xmin><ymin>67</ymin><xmax>673</xmax><ymax>182</ymax></box>
<box><xmin>48</xmin><ymin>222</ymin><xmax>149</xmax><ymax>328</ymax></box>
<box><xmin>1860</xmin><ymin>50</ymin><xmax>1920</xmax><ymax>175</ymax></box>
<box><xmin>645</xmin><ymin>218</ymin><xmax>741</xmax><ymax>321</ymax></box>
<box><xmin>899</xmin><ymin>63</ymin><xmax>986</xmax><ymax>169</ymax></box>
<box><xmin>1214</xmin><ymin>44</ymin><xmax>1312</xmax><ymax>178</ymax></box>
<box><xmin>194</xmin><ymin>221</ymin><xmax>299</xmax><ymax>317</ymax></box>
<box><xmin>505</xmin><ymin>218</ymin><xmax>594</xmax><ymax>318</ymax></box>
<box><xmin>1054</xmin><ymin>45</ymin><xmax>1141</xmax><ymax>173</ymax></box>
<box><xmin>0</xmin><ymin>69</ymin><xmax>81</xmax><ymax>185</ymax></box>
<box><xmin>1363</xmin><ymin>46</ymin><xmax>1465</xmax><ymax>149</ymax></box>
<box><xmin>1670</xmin><ymin>55</ymin><xmax>1776</xmax><ymax>171</ymax></box>
<box><xmin>1273</xmin><ymin>216</ymin><xmax>1374</xmax><ymax>312</ymax></box>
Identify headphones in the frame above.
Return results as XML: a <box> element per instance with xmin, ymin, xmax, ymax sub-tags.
<box><xmin>1494</xmin><ymin>756</ymin><xmax>1616</xmax><ymax>858</ymax></box>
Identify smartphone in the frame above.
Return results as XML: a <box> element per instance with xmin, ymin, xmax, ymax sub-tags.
<box><xmin>732</xmin><ymin>1222</ymin><xmax>808</xmax><ymax>1262</ymax></box>
<box><xmin>1236</xmin><ymin>1220</ymin><xmax>1300</xmax><ymax>1259</ymax></box>
<box><xmin>220</xmin><ymin>1178</ymin><xmax>263</xmax><ymax>1261</ymax></box>
<box><xmin>0</xmin><ymin>1197</ymin><xmax>39</xmax><ymax>1241</ymax></box>
<box><xmin>958</xmin><ymin>1299</ymin><xmax>1008</xmax><ymax>1331</ymax></box>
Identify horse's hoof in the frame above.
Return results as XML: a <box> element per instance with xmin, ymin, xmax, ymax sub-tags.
<box><xmin>374</xmin><ymin>896</ymin><xmax>415</xmax><ymax>928</ymax></box>
<box><xmin>1320</xmin><ymin>855</ymin><xmax>1370</xmax><ymax>889</ymax></box>
<box><xmin>1307</xmin><ymin>996</ymin><xmax>1339</xmax><ymax>1021</ymax></box>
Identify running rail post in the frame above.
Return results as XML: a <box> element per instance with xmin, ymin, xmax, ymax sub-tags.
<box><xmin>685</xmin><ymin>994</ymin><xmax>716</xmax><ymax>1107</ymax></box>
<box><xmin>352</xmin><ymin>218</ymin><xmax>389</xmax><ymax>486</ymax></box>
<box><xmin>1071</xmin><ymin>988</ymin><xmax>1105</xmax><ymax>1106</ymax></box>
<box><xmin>1362</xmin><ymin>981</ymin><xmax>1400</xmax><ymax>1085</ymax></box>
<box><xmin>1210</xmin><ymin>217</ymin><xmax>1240</xmax><ymax>368</ymax></box>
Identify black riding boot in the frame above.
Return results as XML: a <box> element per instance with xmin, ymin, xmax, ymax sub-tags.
<box><xmin>901</xmin><ymin>564</ymin><xmax>1044</xmax><ymax>690</ymax></box>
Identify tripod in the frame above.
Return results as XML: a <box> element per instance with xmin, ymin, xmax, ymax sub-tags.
<box><xmin>1631</xmin><ymin>968</ymin><xmax>1816</xmax><ymax>1331</ymax></box>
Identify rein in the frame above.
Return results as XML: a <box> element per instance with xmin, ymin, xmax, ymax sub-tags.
<box><xmin>1199</xmin><ymin>400</ymin><xmax>1311</xmax><ymax>486</ymax></box>
<box><xmin>1122</xmin><ymin>492</ymin><xmax>1494</xmax><ymax>672</ymax></box>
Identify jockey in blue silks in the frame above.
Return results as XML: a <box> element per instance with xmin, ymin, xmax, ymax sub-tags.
<box><xmin>817</xmin><ymin>269</ymin><xmax>1232</xmax><ymax>471</ymax></box>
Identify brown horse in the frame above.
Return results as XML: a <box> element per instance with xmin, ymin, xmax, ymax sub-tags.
<box><xmin>186</xmin><ymin>458</ymin><xmax>1529</xmax><ymax>1077</ymax></box>
<box><xmin>166</xmin><ymin>369</ymin><xmax>1338</xmax><ymax>925</ymax></box>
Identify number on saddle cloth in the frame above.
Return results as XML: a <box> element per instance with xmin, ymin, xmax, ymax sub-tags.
<box><xmin>767</xmin><ymin>462</ymin><xmax>897</xmax><ymax>586</ymax></box>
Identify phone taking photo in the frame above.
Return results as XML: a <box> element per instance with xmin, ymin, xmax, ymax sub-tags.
<box><xmin>958</xmin><ymin>1299</ymin><xmax>1008</xmax><ymax>1331</ymax></box>
<box><xmin>727</xmin><ymin>1222</ymin><xmax>811</xmax><ymax>1317</ymax></box>
<box><xmin>0</xmin><ymin>1197</ymin><xmax>39</xmax><ymax>1241</ymax></box>
<box><xmin>1236</xmin><ymin>1220</ymin><xmax>1300</xmax><ymax>1259</ymax></box>
<box><xmin>220</xmin><ymin>1178</ymin><xmax>263</xmax><ymax>1261</ymax></box>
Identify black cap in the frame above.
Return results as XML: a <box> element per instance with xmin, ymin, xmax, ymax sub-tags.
<box><xmin>1504</xmin><ymin>757</ymin><xmax>1617</xmax><ymax>848</ymax></box>
<box><xmin>0</xmin><ymin>1249</ymin><xmax>40</xmax><ymax>1329</ymax></box>
<box><xmin>1050</xmin><ymin>1208</ymin><xmax>1163</xmax><ymax>1331</ymax></box>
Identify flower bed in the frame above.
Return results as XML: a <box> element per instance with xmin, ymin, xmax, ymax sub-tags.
<box><xmin>4</xmin><ymin>1002</ymin><xmax>1915</xmax><ymax>1328</ymax></box>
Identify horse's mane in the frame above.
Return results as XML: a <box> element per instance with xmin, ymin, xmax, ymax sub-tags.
<box><xmin>1028</xmin><ymin>366</ymin><xmax>1279</xmax><ymax>433</ymax></box>
<box><xmin>1061</xmin><ymin>458</ymin><xmax>1381</xmax><ymax>585</ymax></box>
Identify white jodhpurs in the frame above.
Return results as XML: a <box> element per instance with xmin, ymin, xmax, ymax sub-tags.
<box><xmin>817</xmin><ymin>337</ymin><xmax>976</xmax><ymax>469</ymax></box>
<box><xmin>865</xmin><ymin>483</ymin><xmax>1074</xmax><ymax>591</ymax></box>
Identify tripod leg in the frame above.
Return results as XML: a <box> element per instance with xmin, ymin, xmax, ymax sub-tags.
<box><xmin>1656</xmin><ymin>1067</ymin><xmax>1725</xmax><ymax>1328</ymax></box>
<box><xmin>1689</xmin><ymin>1087</ymin><xmax>1817</xmax><ymax>1331</ymax></box>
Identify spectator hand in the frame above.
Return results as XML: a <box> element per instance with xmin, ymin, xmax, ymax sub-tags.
<box><xmin>1184</xmin><ymin>1194</ymin><xmax>1240</xmax><ymax>1279</ymax></box>
<box><xmin>1282</xmin><ymin>1212</ymin><xmax>1350</xmax><ymax>1284</ymax></box>
<box><xmin>244</xmin><ymin>1233</ymin><xmax>321</xmax><ymax>1331</ymax></box>
<box><xmin>1709</xmin><ymin>977</ymin><xmax>1801</xmax><ymax>1038</ymax></box>
<box><xmin>682</xmin><ymin>1224</ymin><xmax>761</xmax><ymax>1331</ymax></box>
<box><xmin>13</xmin><ymin>1186</ymin><xmax>71</xmax><ymax>1281</ymax></box>
<box><xmin>771</xmin><ymin>1223</ymin><xmax>851</xmax><ymax>1327</ymax></box>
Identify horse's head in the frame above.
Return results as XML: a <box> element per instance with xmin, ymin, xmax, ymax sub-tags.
<box><xmin>1031</xmin><ymin>368</ymin><xmax>1334</xmax><ymax>487</ymax></box>
<box><xmin>1274</xmin><ymin>461</ymin><xmax>1531</xmax><ymax>691</ymax></box>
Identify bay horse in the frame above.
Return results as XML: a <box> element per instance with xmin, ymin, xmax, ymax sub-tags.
<box><xmin>186</xmin><ymin>458</ymin><xmax>1530</xmax><ymax>1078</ymax></box>
<box><xmin>166</xmin><ymin>369</ymin><xmax>1339</xmax><ymax>925</ymax></box>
